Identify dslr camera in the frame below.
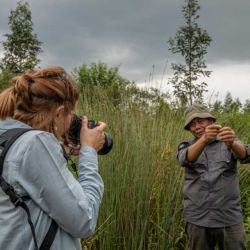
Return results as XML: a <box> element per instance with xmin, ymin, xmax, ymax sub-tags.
<box><xmin>67</xmin><ymin>115</ymin><xmax>113</xmax><ymax>155</ymax></box>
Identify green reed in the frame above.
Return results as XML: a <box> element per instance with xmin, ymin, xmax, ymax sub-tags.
<box><xmin>78</xmin><ymin>85</ymin><xmax>250</xmax><ymax>250</ymax></box>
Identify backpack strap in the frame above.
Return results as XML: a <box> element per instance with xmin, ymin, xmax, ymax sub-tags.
<box><xmin>39</xmin><ymin>220</ymin><xmax>58</xmax><ymax>250</ymax></box>
<box><xmin>0</xmin><ymin>128</ymin><xmax>32</xmax><ymax>175</ymax></box>
<box><xmin>0</xmin><ymin>176</ymin><xmax>39</xmax><ymax>250</ymax></box>
<box><xmin>0</xmin><ymin>128</ymin><xmax>58</xmax><ymax>250</ymax></box>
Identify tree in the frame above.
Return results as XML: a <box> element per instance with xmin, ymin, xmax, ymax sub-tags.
<box><xmin>223</xmin><ymin>92</ymin><xmax>242</xmax><ymax>113</ymax></box>
<box><xmin>223</xmin><ymin>92</ymin><xmax>233</xmax><ymax>112</ymax></box>
<box><xmin>0</xmin><ymin>1</ymin><xmax>42</xmax><ymax>73</ymax></box>
<box><xmin>168</xmin><ymin>0</ymin><xmax>212</xmax><ymax>105</ymax></box>
<box><xmin>211</xmin><ymin>100</ymin><xmax>223</xmax><ymax>114</ymax></box>
<box><xmin>243</xmin><ymin>99</ymin><xmax>250</xmax><ymax>113</ymax></box>
<box><xmin>72</xmin><ymin>62</ymin><xmax>131</xmax><ymax>106</ymax></box>
<box><xmin>72</xmin><ymin>62</ymin><xmax>170</xmax><ymax>111</ymax></box>
<box><xmin>72</xmin><ymin>62</ymin><xmax>130</xmax><ymax>88</ymax></box>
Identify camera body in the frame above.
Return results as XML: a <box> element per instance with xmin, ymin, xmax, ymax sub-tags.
<box><xmin>67</xmin><ymin>116</ymin><xmax>113</xmax><ymax>155</ymax></box>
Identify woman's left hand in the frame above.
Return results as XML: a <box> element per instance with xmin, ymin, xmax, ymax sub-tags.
<box><xmin>61</xmin><ymin>141</ymin><xmax>81</xmax><ymax>156</ymax></box>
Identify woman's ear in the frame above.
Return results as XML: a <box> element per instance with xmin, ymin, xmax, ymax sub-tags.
<box><xmin>55</xmin><ymin>105</ymin><xmax>65</xmax><ymax>119</ymax></box>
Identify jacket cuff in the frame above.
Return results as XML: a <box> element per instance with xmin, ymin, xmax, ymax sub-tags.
<box><xmin>239</xmin><ymin>146</ymin><xmax>250</xmax><ymax>164</ymax></box>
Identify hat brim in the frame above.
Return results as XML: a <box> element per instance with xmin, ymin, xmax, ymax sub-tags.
<box><xmin>184</xmin><ymin>113</ymin><xmax>216</xmax><ymax>130</ymax></box>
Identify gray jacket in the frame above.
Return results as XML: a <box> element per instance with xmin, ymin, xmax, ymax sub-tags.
<box><xmin>0</xmin><ymin>119</ymin><xmax>104</xmax><ymax>250</ymax></box>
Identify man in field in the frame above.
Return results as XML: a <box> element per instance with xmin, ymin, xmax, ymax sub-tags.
<box><xmin>177</xmin><ymin>103</ymin><xmax>250</xmax><ymax>250</ymax></box>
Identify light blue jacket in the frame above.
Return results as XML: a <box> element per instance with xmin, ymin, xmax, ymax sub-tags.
<box><xmin>0</xmin><ymin>119</ymin><xmax>104</xmax><ymax>250</ymax></box>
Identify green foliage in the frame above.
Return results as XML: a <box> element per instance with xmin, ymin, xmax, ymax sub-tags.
<box><xmin>215</xmin><ymin>111</ymin><xmax>250</xmax><ymax>144</ymax></box>
<box><xmin>211</xmin><ymin>101</ymin><xmax>250</xmax><ymax>246</ymax></box>
<box><xmin>72</xmin><ymin>62</ymin><xmax>131</xmax><ymax>106</ymax></box>
<box><xmin>223</xmin><ymin>92</ymin><xmax>242</xmax><ymax>113</ymax></box>
<box><xmin>76</xmin><ymin>86</ymin><xmax>250</xmax><ymax>250</ymax></box>
<box><xmin>72</xmin><ymin>62</ymin><xmax>171</xmax><ymax>111</ymax></box>
<box><xmin>211</xmin><ymin>92</ymin><xmax>249</xmax><ymax>114</ymax></box>
<box><xmin>0</xmin><ymin>70</ymin><xmax>15</xmax><ymax>92</ymax></box>
<box><xmin>168</xmin><ymin>0</ymin><xmax>212</xmax><ymax>106</ymax></box>
<box><xmin>243</xmin><ymin>99</ymin><xmax>250</xmax><ymax>113</ymax></box>
<box><xmin>124</xmin><ymin>85</ymin><xmax>171</xmax><ymax>114</ymax></box>
<box><xmin>72</xmin><ymin>62</ymin><xmax>130</xmax><ymax>87</ymax></box>
<box><xmin>78</xmin><ymin>85</ymin><xmax>187</xmax><ymax>249</ymax></box>
<box><xmin>239</xmin><ymin>166</ymin><xmax>250</xmax><ymax>247</ymax></box>
<box><xmin>211</xmin><ymin>100</ymin><xmax>223</xmax><ymax>113</ymax></box>
<box><xmin>0</xmin><ymin>1</ymin><xmax>42</xmax><ymax>73</ymax></box>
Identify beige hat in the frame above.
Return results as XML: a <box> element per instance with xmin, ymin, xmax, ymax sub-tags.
<box><xmin>184</xmin><ymin>103</ymin><xmax>216</xmax><ymax>130</ymax></box>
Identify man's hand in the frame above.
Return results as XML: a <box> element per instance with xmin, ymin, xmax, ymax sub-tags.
<box><xmin>218</xmin><ymin>127</ymin><xmax>236</xmax><ymax>147</ymax></box>
<box><xmin>202</xmin><ymin>124</ymin><xmax>222</xmax><ymax>144</ymax></box>
<box><xmin>217</xmin><ymin>126</ymin><xmax>247</xmax><ymax>159</ymax></box>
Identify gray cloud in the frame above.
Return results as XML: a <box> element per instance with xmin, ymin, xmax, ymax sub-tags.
<box><xmin>0</xmin><ymin>0</ymin><xmax>250</xmax><ymax>87</ymax></box>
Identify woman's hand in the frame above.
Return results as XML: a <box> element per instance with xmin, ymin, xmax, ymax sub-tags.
<box><xmin>80</xmin><ymin>116</ymin><xmax>106</xmax><ymax>152</ymax></box>
<box><xmin>61</xmin><ymin>140</ymin><xmax>81</xmax><ymax>156</ymax></box>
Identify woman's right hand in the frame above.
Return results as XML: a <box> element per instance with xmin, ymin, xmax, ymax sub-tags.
<box><xmin>80</xmin><ymin>116</ymin><xmax>106</xmax><ymax>152</ymax></box>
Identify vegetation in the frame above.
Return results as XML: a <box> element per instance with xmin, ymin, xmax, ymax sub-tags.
<box><xmin>0</xmin><ymin>1</ymin><xmax>249</xmax><ymax>249</ymax></box>
<box><xmin>0</xmin><ymin>70</ymin><xmax>15</xmax><ymax>92</ymax></box>
<box><xmin>72</xmin><ymin>62</ymin><xmax>170</xmax><ymax>110</ymax></box>
<box><xmin>0</xmin><ymin>62</ymin><xmax>250</xmax><ymax>249</ymax></box>
<box><xmin>168</xmin><ymin>0</ymin><xmax>212</xmax><ymax>106</ymax></box>
<box><xmin>76</xmin><ymin>85</ymin><xmax>250</xmax><ymax>250</ymax></box>
<box><xmin>70</xmin><ymin>64</ymin><xmax>250</xmax><ymax>249</ymax></box>
<box><xmin>0</xmin><ymin>1</ymin><xmax>42</xmax><ymax>73</ymax></box>
<box><xmin>72</xmin><ymin>62</ymin><xmax>130</xmax><ymax>107</ymax></box>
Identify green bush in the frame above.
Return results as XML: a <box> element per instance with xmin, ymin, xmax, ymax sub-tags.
<box><xmin>0</xmin><ymin>70</ymin><xmax>15</xmax><ymax>92</ymax></box>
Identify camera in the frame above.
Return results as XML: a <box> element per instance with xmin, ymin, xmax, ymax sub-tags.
<box><xmin>67</xmin><ymin>115</ymin><xmax>113</xmax><ymax>155</ymax></box>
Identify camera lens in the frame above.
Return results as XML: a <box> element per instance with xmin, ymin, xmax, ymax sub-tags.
<box><xmin>98</xmin><ymin>133</ymin><xmax>113</xmax><ymax>155</ymax></box>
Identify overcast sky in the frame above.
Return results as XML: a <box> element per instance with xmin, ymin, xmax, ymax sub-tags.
<box><xmin>1</xmin><ymin>0</ymin><xmax>250</xmax><ymax>104</ymax></box>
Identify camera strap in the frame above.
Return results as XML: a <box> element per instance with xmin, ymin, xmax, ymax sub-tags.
<box><xmin>0</xmin><ymin>128</ymin><xmax>58</xmax><ymax>250</ymax></box>
<box><xmin>60</xmin><ymin>144</ymin><xmax>78</xmax><ymax>177</ymax></box>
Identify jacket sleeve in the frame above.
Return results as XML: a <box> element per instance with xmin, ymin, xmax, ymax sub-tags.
<box><xmin>239</xmin><ymin>145</ymin><xmax>250</xmax><ymax>164</ymax></box>
<box><xmin>177</xmin><ymin>141</ymin><xmax>192</xmax><ymax>167</ymax></box>
<box><xmin>20</xmin><ymin>131</ymin><xmax>104</xmax><ymax>238</ymax></box>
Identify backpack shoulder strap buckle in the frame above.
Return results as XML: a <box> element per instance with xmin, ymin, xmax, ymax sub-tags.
<box><xmin>0</xmin><ymin>176</ymin><xmax>23</xmax><ymax>206</ymax></box>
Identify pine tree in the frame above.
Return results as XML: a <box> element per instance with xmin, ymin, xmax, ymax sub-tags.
<box><xmin>0</xmin><ymin>1</ymin><xmax>42</xmax><ymax>73</ymax></box>
<box><xmin>243</xmin><ymin>99</ymin><xmax>250</xmax><ymax>113</ymax></box>
<box><xmin>223</xmin><ymin>92</ymin><xmax>242</xmax><ymax>113</ymax></box>
<box><xmin>168</xmin><ymin>0</ymin><xmax>212</xmax><ymax>105</ymax></box>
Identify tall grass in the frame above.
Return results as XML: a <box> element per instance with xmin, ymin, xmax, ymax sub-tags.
<box><xmin>77</xmin><ymin>86</ymin><xmax>250</xmax><ymax>249</ymax></box>
<box><xmin>217</xmin><ymin>111</ymin><xmax>250</xmax><ymax>247</ymax></box>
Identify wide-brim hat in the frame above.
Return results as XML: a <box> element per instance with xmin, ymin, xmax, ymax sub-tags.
<box><xmin>184</xmin><ymin>103</ymin><xmax>216</xmax><ymax>130</ymax></box>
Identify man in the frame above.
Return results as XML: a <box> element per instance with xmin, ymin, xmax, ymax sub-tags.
<box><xmin>177</xmin><ymin>103</ymin><xmax>250</xmax><ymax>250</ymax></box>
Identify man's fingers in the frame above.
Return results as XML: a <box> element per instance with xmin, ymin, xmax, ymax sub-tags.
<box><xmin>219</xmin><ymin>127</ymin><xmax>232</xmax><ymax>132</ymax></box>
<box><xmin>207</xmin><ymin>124</ymin><xmax>222</xmax><ymax>130</ymax></box>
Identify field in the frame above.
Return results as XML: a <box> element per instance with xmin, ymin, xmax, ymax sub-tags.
<box><xmin>77</xmin><ymin>85</ymin><xmax>250</xmax><ymax>250</ymax></box>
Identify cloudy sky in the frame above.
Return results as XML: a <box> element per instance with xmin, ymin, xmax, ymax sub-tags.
<box><xmin>1</xmin><ymin>0</ymin><xmax>250</xmax><ymax>104</ymax></box>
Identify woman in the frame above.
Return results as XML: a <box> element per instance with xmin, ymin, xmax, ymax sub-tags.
<box><xmin>0</xmin><ymin>66</ymin><xmax>105</xmax><ymax>250</ymax></box>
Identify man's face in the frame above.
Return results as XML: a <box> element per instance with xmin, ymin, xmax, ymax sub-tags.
<box><xmin>189</xmin><ymin>118</ymin><xmax>213</xmax><ymax>138</ymax></box>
